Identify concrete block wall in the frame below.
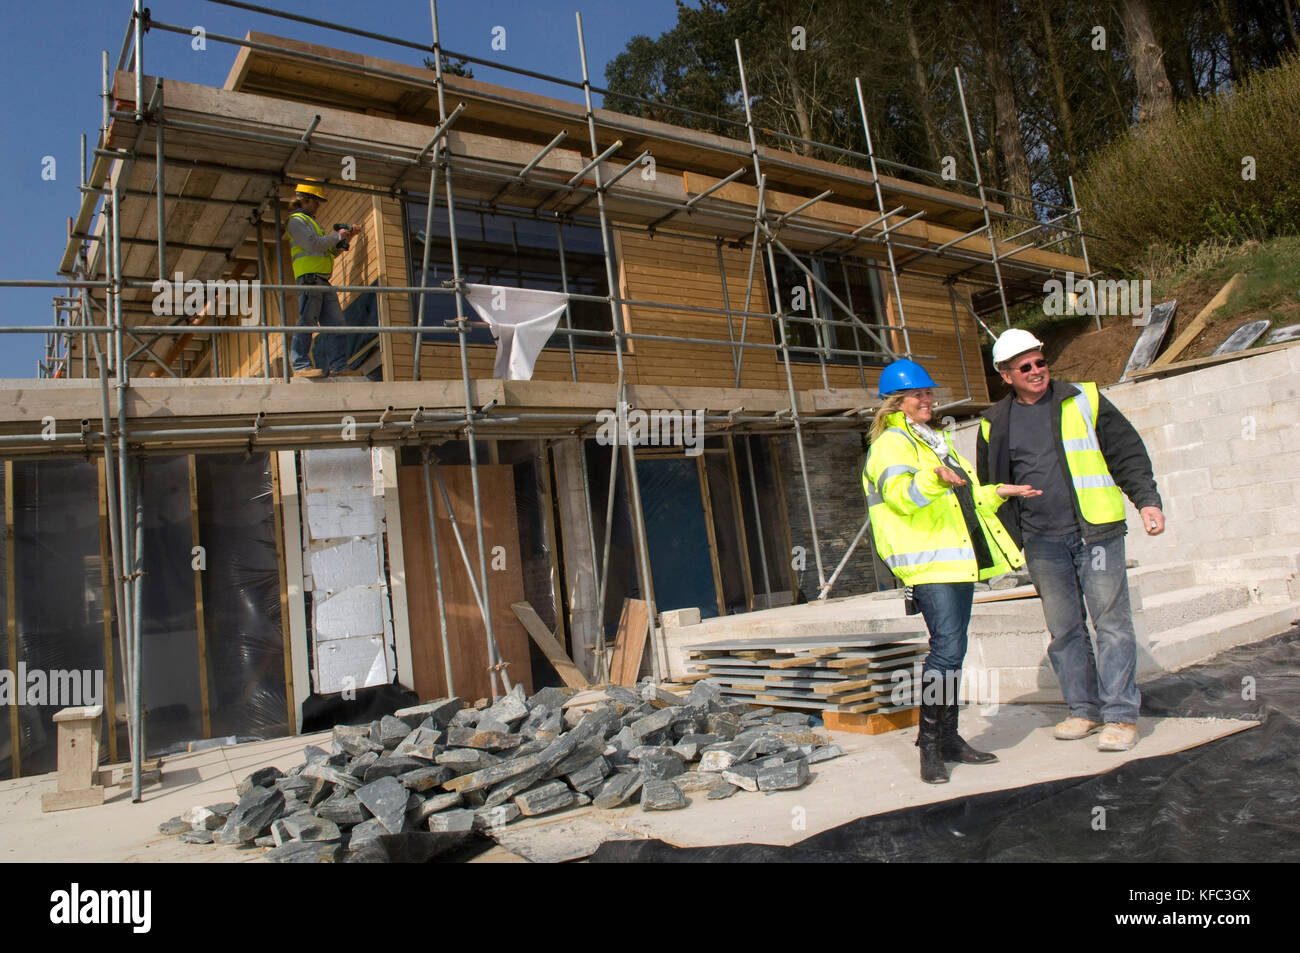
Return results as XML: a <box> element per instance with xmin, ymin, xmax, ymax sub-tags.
<box><xmin>774</xmin><ymin>430</ymin><xmax>881</xmax><ymax>598</ymax></box>
<box><xmin>951</xmin><ymin>345</ymin><xmax>1300</xmax><ymax>565</ymax></box>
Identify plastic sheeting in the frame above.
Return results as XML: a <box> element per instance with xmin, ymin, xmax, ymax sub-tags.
<box><xmin>5</xmin><ymin>460</ymin><xmax>105</xmax><ymax>779</ymax></box>
<box><xmin>195</xmin><ymin>454</ymin><xmax>288</xmax><ymax>740</ymax></box>
<box><xmin>591</xmin><ymin>627</ymin><xmax>1300</xmax><ymax>863</ymax></box>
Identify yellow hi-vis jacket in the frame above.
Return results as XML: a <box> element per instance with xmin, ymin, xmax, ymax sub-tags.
<box><xmin>286</xmin><ymin>210</ymin><xmax>337</xmax><ymax>279</ymax></box>
<box><xmin>864</xmin><ymin>412</ymin><xmax>1023</xmax><ymax>585</ymax></box>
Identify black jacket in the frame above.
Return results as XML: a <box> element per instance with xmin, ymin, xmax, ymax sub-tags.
<box><xmin>976</xmin><ymin>379</ymin><xmax>1162</xmax><ymax>547</ymax></box>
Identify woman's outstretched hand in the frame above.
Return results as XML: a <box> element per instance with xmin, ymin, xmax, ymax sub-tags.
<box><xmin>996</xmin><ymin>484</ymin><xmax>1042</xmax><ymax>499</ymax></box>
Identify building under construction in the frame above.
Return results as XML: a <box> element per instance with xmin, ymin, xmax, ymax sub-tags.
<box><xmin>0</xmin><ymin>1</ymin><xmax>1094</xmax><ymax>788</ymax></box>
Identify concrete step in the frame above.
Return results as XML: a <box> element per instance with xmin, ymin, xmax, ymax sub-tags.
<box><xmin>1138</xmin><ymin>583</ymin><xmax>1254</xmax><ymax>636</ymax></box>
<box><xmin>1141</xmin><ymin>602</ymin><xmax>1300</xmax><ymax>674</ymax></box>
<box><xmin>1127</xmin><ymin>562</ymin><xmax>1198</xmax><ymax>598</ymax></box>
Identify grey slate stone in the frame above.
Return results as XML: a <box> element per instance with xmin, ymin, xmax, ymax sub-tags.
<box><xmin>394</xmin><ymin>697</ymin><xmax>464</xmax><ymax>731</ymax></box>
<box><xmin>158</xmin><ymin>817</ymin><xmax>191</xmax><ymax>836</ymax></box>
<box><xmin>720</xmin><ymin>763</ymin><xmax>761</xmax><ymax>793</ymax></box>
<box><xmin>181</xmin><ymin>805</ymin><xmax>225</xmax><ymax>830</ymax></box>
<box><xmin>769</xmin><ymin>711</ymin><xmax>812</xmax><ymax>727</ymax></box>
<box><xmin>706</xmin><ymin>780</ymin><xmax>740</xmax><ymax>800</ymax></box>
<box><xmin>302</xmin><ymin>745</ymin><xmax>332</xmax><ymax>765</ymax></box>
<box><xmin>217</xmin><ymin>785</ymin><xmax>285</xmax><ymax>844</ymax></box>
<box><xmin>347</xmin><ymin>751</ymin><xmax>380</xmax><ymax>779</ymax></box>
<box><xmin>706</xmin><ymin>713</ymin><xmax>742</xmax><ymax>740</ymax></box>
<box><xmin>525</xmin><ymin>686</ymin><xmax>573</xmax><ymax>710</ymax></box>
<box><xmin>426</xmin><ymin>808</ymin><xmax>476</xmax><ymax>833</ymax></box>
<box><xmin>436</xmin><ymin>748</ymin><xmax>501</xmax><ymax>774</ymax></box>
<box><xmin>757</xmin><ymin>758</ymin><xmax>810</xmax><ymax>791</ymax></box>
<box><xmin>264</xmin><ymin>841</ymin><xmax>340</xmax><ymax>863</ymax></box>
<box><xmin>672</xmin><ymin>771</ymin><xmax>717</xmax><ymax>793</ymax></box>
<box><xmin>253</xmin><ymin>835</ymin><xmax>277</xmax><ymax>848</ymax></box>
<box><xmin>343</xmin><ymin>843</ymin><xmax>390</xmax><ymax>864</ymax></box>
<box><xmin>520</xmin><ymin>705</ymin><xmax>563</xmax><ymax>741</ymax></box>
<box><xmin>445</xmin><ymin>727</ymin><xmax>523</xmax><ymax>752</ymax></box>
<box><xmin>347</xmin><ymin>818</ymin><xmax>388</xmax><ymax>848</ymax></box>
<box><xmin>442</xmin><ymin>750</ymin><xmax>545</xmax><ymax>794</ymax></box>
<box><xmin>640</xmin><ymin>779</ymin><xmax>687</xmax><ymax>811</ymax></box>
<box><xmin>564</xmin><ymin>756</ymin><xmax>611</xmax><ymax>794</ymax></box>
<box><xmin>399</xmin><ymin>765</ymin><xmax>454</xmax><ymax>791</ymax></box>
<box><xmin>670</xmin><ymin>742</ymin><xmax>699</xmax><ymax>763</ymax></box>
<box><xmin>355</xmin><ymin>777</ymin><xmax>409</xmax><ymax>834</ymax></box>
<box><xmin>548</xmin><ymin>738</ymin><xmax>608</xmax><ymax>777</ymax></box>
<box><xmin>301</xmin><ymin>761</ymin><xmax>360</xmax><ymax>791</ymax></box>
<box><xmin>605</xmin><ymin>686</ymin><xmax>643</xmax><ymax>707</ymax></box>
<box><xmin>378</xmin><ymin>715</ymin><xmax>413</xmax><ymax>749</ymax></box>
<box><xmin>409</xmin><ymin>791</ymin><xmax>463</xmax><ymax>825</ymax></box>
<box><xmin>315</xmin><ymin>792</ymin><xmax>368</xmax><ymax>826</ymax></box>
<box><xmin>808</xmin><ymin>744</ymin><xmax>846</xmax><ymax>764</ymax></box>
<box><xmin>337</xmin><ymin>733</ymin><xmax>385</xmax><ymax>758</ymax></box>
<box><xmin>629</xmin><ymin>707</ymin><xmax>677</xmax><ymax>743</ymax></box>
<box><xmin>448</xmin><ymin>708</ymin><xmax>480</xmax><ymax>728</ymax></box>
<box><xmin>639</xmin><ymin>751</ymin><xmax>686</xmax><ymax>780</ymax></box>
<box><xmin>698</xmin><ymin>749</ymin><xmax>738</xmax><ymax>773</ymax></box>
<box><xmin>392</xmin><ymin>727</ymin><xmax>443</xmax><ymax>760</ymax></box>
<box><xmin>179</xmin><ymin>830</ymin><xmax>214</xmax><ymax>845</ymax></box>
<box><xmin>641</xmin><ymin>684</ymin><xmax>685</xmax><ymax>707</ymax></box>
<box><xmin>282</xmin><ymin>813</ymin><xmax>342</xmax><ymax>843</ymax></box>
<box><xmin>236</xmin><ymin>766</ymin><xmax>285</xmax><ymax>798</ymax></box>
<box><xmin>363</xmin><ymin>756</ymin><xmax>428</xmax><ymax>784</ymax></box>
<box><xmin>473</xmin><ymin>802</ymin><xmax>522</xmax><ymax>832</ymax></box>
<box><xmin>483</xmin><ymin>684</ymin><xmax>529</xmax><ymax>728</ymax></box>
<box><xmin>512</xmin><ymin>780</ymin><xmax>576</xmax><ymax>817</ymax></box>
<box><xmin>593</xmin><ymin>771</ymin><xmax>644</xmax><ymax>809</ymax></box>
<box><xmin>206</xmin><ymin>801</ymin><xmax>237</xmax><ymax>819</ymax></box>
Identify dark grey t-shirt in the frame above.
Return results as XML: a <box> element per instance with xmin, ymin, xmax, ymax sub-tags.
<box><xmin>1008</xmin><ymin>394</ymin><xmax>1079</xmax><ymax>536</ymax></box>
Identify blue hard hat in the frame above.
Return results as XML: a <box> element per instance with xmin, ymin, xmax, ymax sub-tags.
<box><xmin>877</xmin><ymin>359</ymin><xmax>937</xmax><ymax>398</ymax></box>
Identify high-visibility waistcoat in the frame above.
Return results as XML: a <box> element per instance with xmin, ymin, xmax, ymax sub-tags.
<box><xmin>979</xmin><ymin>381</ymin><xmax>1126</xmax><ymax>526</ymax></box>
<box><xmin>286</xmin><ymin>211</ymin><xmax>336</xmax><ymax>279</ymax></box>
<box><xmin>864</xmin><ymin>412</ymin><xmax>1022</xmax><ymax>585</ymax></box>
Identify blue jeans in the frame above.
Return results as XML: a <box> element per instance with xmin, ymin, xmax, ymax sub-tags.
<box><xmin>292</xmin><ymin>276</ymin><xmax>346</xmax><ymax>373</ymax></box>
<box><xmin>912</xmin><ymin>582</ymin><xmax>974</xmax><ymax>703</ymax></box>
<box><xmin>1023</xmin><ymin>531</ymin><xmax>1140</xmax><ymax>724</ymax></box>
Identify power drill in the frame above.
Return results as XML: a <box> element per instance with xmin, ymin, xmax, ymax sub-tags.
<box><xmin>334</xmin><ymin>224</ymin><xmax>357</xmax><ymax>251</ymax></box>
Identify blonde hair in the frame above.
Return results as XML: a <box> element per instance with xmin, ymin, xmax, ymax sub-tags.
<box><xmin>868</xmin><ymin>393</ymin><xmax>908</xmax><ymax>442</ymax></box>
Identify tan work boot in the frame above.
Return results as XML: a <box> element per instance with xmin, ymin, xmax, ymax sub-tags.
<box><xmin>294</xmin><ymin>367</ymin><xmax>326</xmax><ymax>379</ymax></box>
<box><xmin>1054</xmin><ymin>716</ymin><xmax>1103</xmax><ymax>740</ymax></box>
<box><xmin>1098</xmin><ymin>722</ymin><xmax>1139</xmax><ymax>751</ymax></box>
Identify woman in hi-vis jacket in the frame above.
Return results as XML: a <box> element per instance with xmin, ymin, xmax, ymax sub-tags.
<box><xmin>864</xmin><ymin>359</ymin><xmax>1041</xmax><ymax>783</ymax></box>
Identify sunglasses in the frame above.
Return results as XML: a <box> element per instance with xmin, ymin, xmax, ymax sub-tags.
<box><xmin>1013</xmin><ymin>358</ymin><xmax>1048</xmax><ymax>374</ymax></box>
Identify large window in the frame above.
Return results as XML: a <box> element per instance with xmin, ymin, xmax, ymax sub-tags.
<box><xmin>404</xmin><ymin>201</ymin><xmax>616</xmax><ymax>350</ymax></box>
<box><xmin>764</xmin><ymin>253</ymin><xmax>890</xmax><ymax>364</ymax></box>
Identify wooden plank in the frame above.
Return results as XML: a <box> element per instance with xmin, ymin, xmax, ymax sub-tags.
<box><xmin>187</xmin><ymin>456</ymin><xmax>212</xmax><ymax>740</ymax></box>
<box><xmin>1127</xmin><ymin>337</ymin><xmax>1298</xmax><ymax>380</ymax></box>
<box><xmin>812</xmin><ymin>675</ymin><xmax>892</xmax><ymax>695</ymax></box>
<box><xmin>697</xmin><ymin>453</ymin><xmax>728</xmax><ymax>618</ymax></box>
<box><xmin>397</xmin><ymin>464</ymin><xmax>534</xmax><ymax>702</ymax></box>
<box><xmin>608</xmin><ymin>597</ymin><xmax>649</xmax><ymax>686</ymax></box>
<box><xmin>973</xmin><ymin>584</ymin><xmax>1038</xmax><ymax>603</ymax></box>
<box><xmin>269</xmin><ymin>453</ymin><xmax>297</xmax><ymax>735</ymax></box>
<box><xmin>824</xmin><ymin>708</ymin><xmax>919</xmax><ymax>734</ymax></box>
<box><xmin>510</xmin><ymin>601</ymin><xmax>591</xmax><ymax>691</ymax></box>
<box><xmin>1149</xmin><ymin>272</ymin><xmax>1245</xmax><ymax>367</ymax></box>
<box><xmin>535</xmin><ymin>441</ymin><xmax>566</xmax><ymax>653</ymax></box>
<box><xmin>724</xmin><ymin>436</ymin><xmax>756</xmax><ymax>612</ymax></box>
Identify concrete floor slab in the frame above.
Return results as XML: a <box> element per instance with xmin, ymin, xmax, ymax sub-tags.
<box><xmin>0</xmin><ymin>707</ymin><xmax>1254</xmax><ymax>863</ymax></box>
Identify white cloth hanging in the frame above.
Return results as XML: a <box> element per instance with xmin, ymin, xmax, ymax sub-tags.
<box><xmin>463</xmin><ymin>283</ymin><xmax>570</xmax><ymax>380</ymax></box>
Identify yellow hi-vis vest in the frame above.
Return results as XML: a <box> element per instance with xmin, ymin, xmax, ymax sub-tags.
<box><xmin>864</xmin><ymin>412</ymin><xmax>1022</xmax><ymax>585</ymax></box>
<box><xmin>286</xmin><ymin>211</ymin><xmax>336</xmax><ymax>279</ymax></box>
<box><xmin>978</xmin><ymin>382</ymin><xmax>1126</xmax><ymax>527</ymax></box>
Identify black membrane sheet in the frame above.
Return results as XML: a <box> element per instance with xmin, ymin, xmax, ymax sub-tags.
<box><xmin>591</xmin><ymin>627</ymin><xmax>1300</xmax><ymax>862</ymax></box>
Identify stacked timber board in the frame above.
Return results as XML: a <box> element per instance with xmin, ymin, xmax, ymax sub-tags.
<box><xmin>684</xmin><ymin>634</ymin><xmax>930</xmax><ymax>715</ymax></box>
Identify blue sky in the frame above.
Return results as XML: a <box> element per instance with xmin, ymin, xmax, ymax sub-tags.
<box><xmin>0</xmin><ymin>0</ymin><xmax>683</xmax><ymax>379</ymax></box>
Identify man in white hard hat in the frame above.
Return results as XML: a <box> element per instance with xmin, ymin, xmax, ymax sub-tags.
<box><xmin>976</xmin><ymin>329</ymin><xmax>1165</xmax><ymax>752</ymax></box>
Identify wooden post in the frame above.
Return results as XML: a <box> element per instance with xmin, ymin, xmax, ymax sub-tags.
<box><xmin>270</xmin><ymin>453</ymin><xmax>298</xmax><ymax>735</ymax></box>
<box><xmin>769</xmin><ymin>439</ymin><xmax>799</xmax><ymax>597</ymax></box>
<box><xmin>187</xmin><ymin>456</ymin><xmax>212</xmax><ymax>739</ymax></box>
<box><xmin>725</xmin><ymin>436</ymin><xmax>756</xmax><ymax>611</ymax></box>
<box><xmin>550</xmin><ymin>440</ymin><xmax>599</xmax><ymax>678</ymax></box>
<box><xmin>696</xmin><ymin>454</ymin><xmax>727</xmax><ymax>617</ymax></box>
<box><xmin>536</xmin><ymin>440</ymin><xmax>566</xmax><ymax>647</ymax></box>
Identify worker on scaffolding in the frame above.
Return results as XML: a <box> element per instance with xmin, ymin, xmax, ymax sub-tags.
<box><xmin>285</xmin><ymin>180</ymin><xmax>360</xmax><ymax>379</ymax></box>
<box><xmin>865</xmin><ymin>359</ymin><xmax>1041</xmax><ymax>784</ymax></box>
<box><xmin>978</xmin><ymin>329</ymin><xmax>1164</xmax><ymax>753</ymax></box>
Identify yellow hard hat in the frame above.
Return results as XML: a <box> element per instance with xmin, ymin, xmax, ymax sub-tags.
<box><xmin>294</xmin><ymin>179</ymin><xmax>327</xmax><ymax>201</ymax></box>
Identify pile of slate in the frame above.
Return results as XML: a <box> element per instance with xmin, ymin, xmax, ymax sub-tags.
<box><xmin>156</xmin><ymin>678</ymin><xmax>845</xmax><ymax>863</ymax></box>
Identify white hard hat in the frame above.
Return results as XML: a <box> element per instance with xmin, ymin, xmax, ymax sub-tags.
<box><xmin>992</xmin><ymin>328</ymin><xmax>1045</xmax><ymax>368</ymax></box>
